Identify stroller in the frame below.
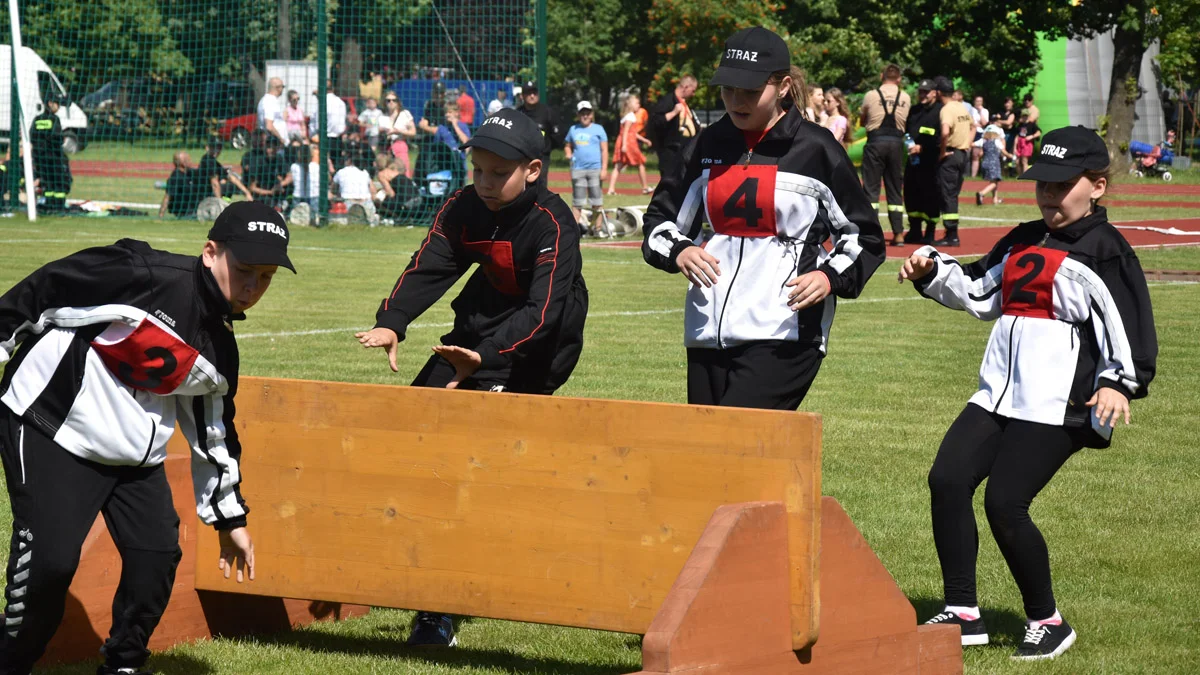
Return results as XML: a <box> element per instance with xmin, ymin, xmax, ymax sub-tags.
<box><xmin>1129</xmin><ymin>139</ymin><xmax>1175</xmax><ymax>181</ymax></box>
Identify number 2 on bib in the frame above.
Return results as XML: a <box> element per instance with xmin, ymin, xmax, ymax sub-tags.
<box><xmin>707</xmin><ymin>165</ymin><xmax>777</xmax><ymax>236</ymax></box>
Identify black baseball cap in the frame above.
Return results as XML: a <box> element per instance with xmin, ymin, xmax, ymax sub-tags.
<box><xmin>207</xmin><ymin>202</ymin><xmax>296</xmax><ymax>273</ymax></box>
<box><xmin>709</xmin><ymin>27</ymin><xmax>790</xmax><ymax>89</ymax></box>
<box><xmin>917</xmin><ymin>78</ymin><xmax>936</xmax><ymax>92</ymax></box>
<box><xmin>523</xmin><ymin>80</ymin><xmax>538</xmax><ymax>94</ymax></box>
<box><xmin>461</xmin><ymin>108</ymin><xmax>543</xmax><ymax>161</ymax></box>
<box><xmin>1019</xmin><ymin>126</ymin><xmax>1109</xmax><ymax>183</ymax></box>
<box><xmin>933</xmin><ymin>76</ymin><xmax>954</xmax><ymax>94</ymax></box>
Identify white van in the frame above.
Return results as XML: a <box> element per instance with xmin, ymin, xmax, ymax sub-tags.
<box><xmin>0</xmin><ymin>46</ymin><xmax>89</xmax><ymax>153</ymax></box>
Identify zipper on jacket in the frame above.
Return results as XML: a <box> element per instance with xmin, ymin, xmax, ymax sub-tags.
<box><xmin>17</xmin><ymin>424</ymin><xmax>25</xmax><ymax>485</ymax></box>
<box><xmin>137</xmin><ymin>422</ymin><xmax>157</xmax><ymax>467</ymax></box>
<box><xmin>716</xmin><ymin>239</ymin><xmax>747</xmax><ymax>349</ymax></box>
<box><xmin>993</xmin><ymin>317</ymin><xmax>1018</xmax><ymax>413</ymax></box>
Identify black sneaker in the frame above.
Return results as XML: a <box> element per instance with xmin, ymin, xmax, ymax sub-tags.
<box><xmin>407</xmin><ymin>611</ymin><xmax>457</xmax><ymax>647</ymax></box>
<box><xmin>924</xmin><ymin>610</ymin><xmax>989</xmax><ymax>646</ymax></box>
<box><xmin>903</xmin><ymin>229</ymin><xmax>925</xmax><ymax>244</ymax></box>
<box><xmin>1012</xmin><ymin>618</ymin><xmax>1076</xmax><ymax>660</ymax></box>
<box><xmin>933</xmin><ymin>237</ymin><xmax>961</xmax><ymax>247</ymax></box>
<box><xmin>975</xmin><ymin>192</ymin><xmax>984</xmax><ymax>206</ymax></box>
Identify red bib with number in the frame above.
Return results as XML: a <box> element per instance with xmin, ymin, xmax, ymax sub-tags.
<box><xmin>706</xmin><ymin>165</ymin><xmax>777</xmax><ymax>237</ymax></box>
<box><xmin>92</xmin><ymin>319</ymin><xmax>199</xmax><ymax>395</ymax></box>
<box><xmin>1001</xmin><ymin>244</ymin><xmax>1068</xmax><ymax>319</ymax></box>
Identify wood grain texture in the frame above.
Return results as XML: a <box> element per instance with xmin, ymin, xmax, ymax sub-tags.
<box><xmin>41</xmin><ymin>454</ymin><xmax>368</xmax><ymax>666</ymax></box>
<box><xmin>632</xmin><ymin>498</ymin><xmax>962</xmax><ymax>675</ymax></box>
<box><xmin>193</xmin><ymin>377</ymin><xmax>823</xmax><ymax>647</ymax></box>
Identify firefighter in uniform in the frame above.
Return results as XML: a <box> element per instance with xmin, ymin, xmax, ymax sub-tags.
<box><xmin>859</xmin><ymin>64</ymin><xmax>911</xmax><ymax>246</ymax></box>
<box><xmin>935</xmin><ymin>75</ymin><xmax>975</xmax><ymax>246</ymax></box>
<box><xmin>903</xmin><ymin>79</ymin><xmax>943</xmax><ymax>244</ymax></box>
<box><xmin>30</xmin><ymin>95</ymin><xmax>71</xmax><ymax>212</ymax></box>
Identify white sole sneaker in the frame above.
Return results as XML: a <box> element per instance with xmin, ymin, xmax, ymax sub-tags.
<box><xmin>1011</xmin><ymin>629</ymin><xmax>1076</xmax><ymax>660</ymax></box>
<box><xmin>961</xmin><ymin>633</ymin><xmax>990</xmax><ymax>646</ymax></box>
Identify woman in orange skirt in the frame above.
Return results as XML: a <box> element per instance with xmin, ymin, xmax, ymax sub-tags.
<box><xmin>607</xmin><ymin>94</ymin><xmax>653</xmax><ymax>195</ymax></box>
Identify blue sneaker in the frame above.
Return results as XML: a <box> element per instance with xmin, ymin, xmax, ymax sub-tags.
<box><xmin>406</xmin><ymin>612</ymin><xmax>456</xmax><ymax>647</ymax></box>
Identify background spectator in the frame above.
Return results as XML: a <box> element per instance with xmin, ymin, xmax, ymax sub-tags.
<box><xmin>822</xmin><ymin>87</ymin><xmax>852</xmax><ymax>148</ymax></box>
<box><xmin>284</xmin><ymin>90</ymin><xmax>308</xmax><ymax>143</ymax></box>
<box><xmin>564</xmin><ymin>100</ymin><xmax>609</xmax><ymax>235</ymax></box>
<box><xmin>360</xmin><ymin>70</ymin><xmax>384</xmax><ymax>102</ymax></box>
<box><xmin>247</xmin><ymin>136</ymin><xmax>292</xmax><ymax>207</ymax></box>
<box><xmin>289</xmin><ymin>143</ymin><xmax>323</xmax><ymax>215</ymax></box>
<box><xmin>358</xmin><ymin>97</ymin><xmax>383</xmax><ymax>150</ymax></box>
<box><xmin>805</xmin><ymin>84</ymin><xmax>827</xmax><ymax>124</ymax></box>
<box><xmin>159</xmin><ymin>151</ymin><xmax>201</xmax><ymax>218</ymax></box>
<box><xmin>487</xmin><ymin>89</ymin><xmax>512</xmax><ymax>115</ymax></box>
<box><xmin>199</xmin><ymin>137</ymin><xmax>251</xmax><ymax>200</ymax></box>
<box><xmin>648</xmin><ymin>74</ymin><xmax>698</xmax><ymax>181</ymax></box>
<box><xmin>311</xmin><ymin>80</ymin><xmax>348</xmax><ymax>166</ymax></box>
<box><xmin>969</xmin><ymin>94</ymin><xmax>989</xmax><ymax>177</ymax></box>
<box><xmin>516</xmin><ymin>80</ymin><xmax>561</xmax><ymax>190</ymax></box>
<box><xmin>607</xmin><ymin>93</ymin><xmax>652</xmax><ymax>195</ymax></box>
<box><xmin>996</xmin><ymin>96</ymin><xmax>1017</xmax><ymax>158</ymax></box>
<box><xmin>332</xmin><ymin>152</ymin><xmax>377</xmax><ymax>224</ymax></box>
<box><xmin>379</xmin><ymin>93</ymin><xmax>416</xmax><ymax>177</ymax></box>
<box><xmin>1014</xmin><ymin>110</ymin><xmax>1041</xmax><ymax>175</ymax></box>
<box><xmin>1023</xmin><ymin>92</ymin><xmax>1040</xmax><ymax>123</ymax></box>
<box><xmin>257</xmin><ymin>77</ymin><xmax>288</xmax><ymax>146</ymax></box>
<box><xmin>974</xmin><ymin>124</ymin><xmax>1013</xmax><ymax>205</ymax></box>
<box><xmin>456</xmin><ymin>88</ymin><xmax>476</xmax><ymax>127</ymax></box>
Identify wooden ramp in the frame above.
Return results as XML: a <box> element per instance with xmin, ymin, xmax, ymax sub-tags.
<box><xmin>43</xmin><ymin>377</ymin><xmax>959</xmax><ymax>673</ymax></box>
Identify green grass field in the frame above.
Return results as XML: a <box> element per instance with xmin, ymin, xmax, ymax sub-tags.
<box><xmin>1</xmin><ymin>215</ymin><xmax>1198</xmax><ymax>674</ymax></box>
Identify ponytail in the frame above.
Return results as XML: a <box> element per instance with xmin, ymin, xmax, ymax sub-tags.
<box><xmin>768</xmin><ymin>66</ymin><xmax>808</xmax><ymax>114</ymax></box>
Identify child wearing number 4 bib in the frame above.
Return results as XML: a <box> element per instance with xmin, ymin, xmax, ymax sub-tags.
<box><xmin>642</xmin><ymin>26</ymin><xmax>885</xmax><ymax>410</ymax></box>
<box><xmin>899</xmin><ymin>126</ymin><xmax>1157</xmax><ymax>660</ymax></box>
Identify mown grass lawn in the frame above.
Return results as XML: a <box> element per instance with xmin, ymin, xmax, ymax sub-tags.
<box><xmin>1</xmin><ymin>215</ymin><xmax>1197</xmax><ymax>674</ymax></box>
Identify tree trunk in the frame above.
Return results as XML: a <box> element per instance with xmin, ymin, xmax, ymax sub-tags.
<box><xmin>338</xmin><ymin>37</ymin><xmax>362</xmax><ymax>100</ymax></box>
<box><xmin>1104</xmin><ymin>25</ymin><xmax>1145</xmax><ymax>174</ymax></box>
<box><xmin>278</xmin><ymin>0</ymin><xmax>292</xmax><ymax>60</ymax></box>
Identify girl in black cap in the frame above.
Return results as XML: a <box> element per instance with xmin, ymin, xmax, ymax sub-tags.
<box><xmin>899</xmin><ymin>126</ymin><xmax>1157</xmax><ymax>660</ymax></box>
<box><xmin>642</xmin><ymin>26</ymin><xmax>885</xmax><ymax>411</ymax></box>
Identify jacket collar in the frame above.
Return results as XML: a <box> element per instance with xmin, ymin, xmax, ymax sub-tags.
<box><xmin>488</xmin><ymin>183</ymin><xmax>540</xmax><ymax>229</ymax></box>
<box><xmin>195</xmin><ymin>258</ymin><xmax>245</xmax><ymax>323</ymax></box>
<box><xmin>1048</xmin><ymin>206</ymin><xmax>1108</xmax><ymax>242</ymax></box>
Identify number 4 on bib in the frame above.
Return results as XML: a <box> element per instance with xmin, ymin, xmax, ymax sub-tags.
<box><xmin>707</xmin><ymin>165</ymin><xmax>777</xmax><ymax>236</ymax></box>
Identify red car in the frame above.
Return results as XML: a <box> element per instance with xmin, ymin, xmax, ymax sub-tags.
<box><xmin>217</xmin><ymin>97</ymin><xmax>358</xmax><ymax>149</ymax></box>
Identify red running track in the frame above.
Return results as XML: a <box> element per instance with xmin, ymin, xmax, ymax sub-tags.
<box><xmin>585</xmin><ymin>217</ymin><xmax>1200</xmax><ymax>259</ymax></box>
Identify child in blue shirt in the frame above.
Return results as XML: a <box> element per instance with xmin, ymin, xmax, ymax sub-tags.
<box><xmin>564</xmin><ymin>101</ymin><xmax>609</xmax><ymax>236</ymax></box>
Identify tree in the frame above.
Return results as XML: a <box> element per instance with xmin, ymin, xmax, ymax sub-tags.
<box><xmin>1014</xmin><ymin>0</ymin><xmax>1164</xmax><ymax>168</ymax></box>
<box><xmin>545</xmin><ymin>0</ymin><xmax>642</xmax><ymax>112</ymax></box>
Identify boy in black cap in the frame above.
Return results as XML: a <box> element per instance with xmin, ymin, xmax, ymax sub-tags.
<box><xmin>0</xmin><ymin>201</ymin><xmax>294</xmax><ymax>675</ymax></box>
<box><xmin>516</xmin><ymin>80</ymin><xmax>561</xmax><ymax>190</ymax></box>
<box><xmin>899</xmin><ymin>126</ymin><xmax>1156</xmax><ymax>660</ymax></box>
<box><xmin>356</xmin><ymin>108</ymin><xmax>588</xmax><ymax>648</ymax></box>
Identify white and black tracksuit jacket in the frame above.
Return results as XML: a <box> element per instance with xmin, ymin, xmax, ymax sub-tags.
<box><xmin>0</xmin><ymin>239</ymin><xmax>249</xmax><ymax>529</ymax></box>
<box><xmin>912</xmin><ymin>207</ymin><xmax>1157</xmax><ymax>447</ymax></box>
<box><xmin>642</xmin><ymin>106</ymin><xmax>885</xmax><ymax>352</ymax></box>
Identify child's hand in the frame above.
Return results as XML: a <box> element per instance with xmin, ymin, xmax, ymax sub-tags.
<box><xmin>786</xmin><ymin>271</ymin><xmax>831</xmax><ymax>311</ymax></box>
<box><xmin>355</xmin><ymin>327</ymin><xmax>400</xmax><ymax>372</ymax></box>
<box><xmin>1087</xmin><ymin>387</ymin><xmax>1130</xmax><ymax>428</ymax></box>
<box><xmin>432</xmin><ymin>345</ymin><xmax>482</xmax><ymax>389</ymax></box>
<box><xmin>898</xmin><ymin>254</ymin><xmax>935</xmax><ymax>283</ymax></box>
<box><xmin>675</xmin><ymin>246</ymin><xmax>721</xmax><ymax>288</ymax></box>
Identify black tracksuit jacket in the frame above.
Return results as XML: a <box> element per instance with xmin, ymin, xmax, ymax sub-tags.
<box><xmin>374</xmin><ymin>185</ymin><xmax>588</xmax><ymax>392</ymax></box>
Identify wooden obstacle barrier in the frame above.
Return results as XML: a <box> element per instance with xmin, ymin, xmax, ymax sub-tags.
<box><xmin>40</xmin><ymin>453</ymin><xmax>369</xmax><ymax>666</ymax></box>
<box><xmin>45</xmin><ymin>377</ymin><xmax>960</xmax><ymax>672</ymax></box>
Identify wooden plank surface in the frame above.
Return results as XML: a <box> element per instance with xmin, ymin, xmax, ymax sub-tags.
<box><xmin>195</xmin><ymin>377</ymin><xmax>822</xmax><ymax>647</ymax></box>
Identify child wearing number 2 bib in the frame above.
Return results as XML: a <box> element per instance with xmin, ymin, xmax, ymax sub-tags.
<box><xmin>641</xmin><ymin>26</ymin><xmax>885</xmax><ymax>410</ymax></box>
<box><xmin>899</xmin><ymin>126</ymin><xmax>1157</xmax><ymax>660</ymax></box>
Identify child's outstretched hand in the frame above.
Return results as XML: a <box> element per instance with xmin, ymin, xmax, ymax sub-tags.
<box><xmin>1087</xmin><ymin>387</ymin><xmax>1130</xmax><ymax>428</ymax></box>
<box><xmin>355</xmin><ymin>327</ymin><xmax>399</xmax><ymax>372</ymax></box>
<box><xmin>898</xmin><ymin>254</ymin><xmax>935</xmax><ymax>283</ymax></box>
<box><xmin>432</xmin><ymin>345</ymin><xmax>482</xmax><ymax>389</ymax></box>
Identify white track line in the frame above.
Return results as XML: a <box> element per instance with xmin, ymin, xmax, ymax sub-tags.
<box><xmin>237</xmin><ymin>298</ymin><xmax>929</xmax><ymax>340</ymax></box>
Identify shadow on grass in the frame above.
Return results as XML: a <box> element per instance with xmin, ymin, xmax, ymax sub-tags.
<box><xmin>252</xmin><ymin>622</ymin><xmax>642</xmax><ymax>675</ymax></box>
<box><xmin>909</xmin><ymin>595</ymin><xmax>1027</xmax><ymax>645</ymax></box>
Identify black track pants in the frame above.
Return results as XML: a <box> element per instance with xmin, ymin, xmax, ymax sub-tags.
<box><xmin>936</xmin><ymin>149</ymin><xmax>969</xmax><ymax>231</ymax></box>
<box><xmin>861</xmin><ymin>140</ymin><xmax>905</xmax><ymax>235</ymax></box>
<box><xmin>0</xmin><ymin>408</ymin><xmax>181</xmax><ymax>674</ymax></box>
<box><xmin>686</xmin><ymin>341</ymin><xmax>823</xmax><ymax>411</ymax></box>
<box><xmin>927</xmin><ymin>404</ymin><xmax>1083</xmax><ymax>620</ymax></box>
